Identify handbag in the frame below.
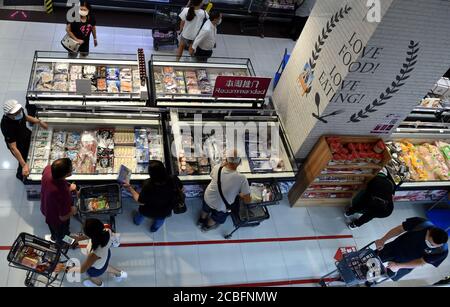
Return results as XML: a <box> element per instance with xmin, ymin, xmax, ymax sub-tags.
<box><xmin>61</xmin><ymin>33</ymin><xmax>80</xmax><ymax>53</ymax></box>
<box><xmin>172</xmin><ymin>177</ymin><xmax>187</xmax><ymax>214</ymax></box>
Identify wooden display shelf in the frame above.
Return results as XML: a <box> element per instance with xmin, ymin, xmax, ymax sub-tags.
<box><xmin>326</xmin><ymin>163</ymin><xmax>383</xmax><ymax>169</ymax></box>
<box><xmin>288</xmin><ymin>135</ymin><xmax>392</xmax><ymax>207</ymax></box>
<box><xmin>294</xmin><ymin>197</ymin><xmax>352</xmax><ymax>207</ymax></box>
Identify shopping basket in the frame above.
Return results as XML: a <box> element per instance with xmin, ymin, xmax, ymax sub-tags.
<box><xmin>224</xmin><ymin>181</ymin><xmax>282</xmax><ymax>239</ymax></box>
<box><xmin>319</xmin><ymin>241</ymin><xmax>389</xmax><ymax>287</ymax></box>
<box><xmin>77</xmin><ymin>184</ymin><xmax>122</xmax><ymax>232</ymax></box>
<box><xmin>7</xmin><ymin>233</ymin><xmax>70</xmax><ymax>287</ymax></box>
<box><xmin>152</xmin><ymin>6</ymin><xmax>179</xmax><ymax>51</ymax></box>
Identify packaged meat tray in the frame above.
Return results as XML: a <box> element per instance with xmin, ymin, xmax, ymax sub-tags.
<box><xmin>66</xmin><ymin>131</ymin><xmax>81</xmax><ymax>150</ymax></box>
<box><xmin>83</xmin><ymin>65</ymin><xmax>96</xmax><ymax>76</ymax></box>
<box><xmin>70</xmin><ymin>65</ymin><xmax>82</xmax><ymax>74</ymax></box>
<box><xmin>115</xmin><ymin>146</ymin><xmax>135</xmax><ymax>157</ymax></box>
<box><xmin>114</xmin><ymin>157</ymin><xmax>136</xmax><ymax>173</ymax></box>
<box><xmin>54</xmin><ymin>63</ymin><xmax>69</xmax><ymax>74</ymax></box>
<box><xmin>53</xmin><ymin>74</ymin><xmax>68</xmax><ymax>82</ymax></box>
<box><xmin>135</xmin><ymin>129</ymin><xmax>149</xmax><ymax>148</ymax></box>
<box><xmin>97</xmin><ymin>78</ymin><xmax>107</xmax><ymax>92</ymax></box>
<box><xmin>196</xmin><ymin>69</ymin><xmax>209</xmax><ymax>82</ymax></box>
<box><xmin>107</xmin><ymin>80</ymin><xmax>120</xmax><ymax>93</ymax></box>
<box><xmin>52</xmin><ymin>81</ymin><xmax>68</xmax><ymax>92</ymax></box>
<box><xmin>186</xmin><ymin>77</ymin><xmax>198</xmax><ymax>86</ymax></box>
<box><xmin>97</xmin><ymin>156</ymin><xmax>114</xmax><ymax>174</ymax></box>
<box><xmin>163</xmin><ymin>66</ymin><xmax>174</xmax><ymax>75</ymax></box>
<box><xmin>120</xmin><ymin>80</ymin><xmax>132</xmax><ymax>93</ymax></box>
<box><xmin>187</xmin><ymin>85</ymin><xmax>201</xmax><ymax>94</ymax></box>
<box><xmin>114</xmin><ymin>130</ymin><xmax>134</xmax><ymax>145</ymax></box>
<box><xmin>120</xmin><ymin>68</ymin><xmax>132</xmax><ymax>81</ymax></box>
<box><xmin>97</xmin><ymin>129</ymin><xmax>114</xmax><ymax>149</ymax></box>
<box><xmin>97</xmin><ymin>66</ymin><xmax>107</xmax><ymax>78</ymax></box>
<box><xmin>184</xmin><ymin>71</ymin><xmax>197</xmax><ymax>79</ymax></box>
<box><xmin>106</xmin><ymin>67</ymin><xmax>119</xmax><ymax>80</ymax></box>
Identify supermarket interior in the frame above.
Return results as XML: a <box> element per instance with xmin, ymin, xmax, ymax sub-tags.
<box><xmin>0</xmin><ymin>0</ymin><xmax>450</xmax><ymax>288</ymax></box>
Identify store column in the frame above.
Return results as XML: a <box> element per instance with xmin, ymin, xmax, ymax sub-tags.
<box><xmin>271</xmin><ymin>0</ymin><xmax>450</xmax><ymax>206</ymax></box>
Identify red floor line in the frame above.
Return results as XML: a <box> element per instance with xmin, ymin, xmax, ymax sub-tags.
<box><xmin>120</xmin><ymin>235</ymin><xmax>353</xmax><ymax>248</ymax></box>
<box><xmin>0</xmin><ymin>234</ymin><xmax>353</xmax><ymax>251</ymax></box>
<box><xmin>210</xmin><ymin>278</ymin><xmax>337</xmax><ymax>287</ymax></box>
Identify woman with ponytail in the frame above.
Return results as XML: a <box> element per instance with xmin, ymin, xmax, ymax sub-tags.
<box><xmin>67</xmin><ymin>218</ymin><xmax>127</xmax><ymax>287</ymax></box>
<box><xmin>177</xmin><ymin>0</ymin><xmax>208</xmax><ymax>60</ymax></box>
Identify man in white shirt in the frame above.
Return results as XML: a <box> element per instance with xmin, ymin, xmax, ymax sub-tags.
<box><xmin>289</xmin><ymin>0</ymin><xmax>316</xmax><ymax>41</ymax></box>
<box><xmin>189</xmin><ymin>10</ymin><xmax>222</xmax><ymax>62</ymax></box>
<box><xmin>199</xmin><ymin>149</ymin><xmax>252</xmax><ymax>232</ymax></box>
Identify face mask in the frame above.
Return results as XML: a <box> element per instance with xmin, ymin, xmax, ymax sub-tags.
<box><xmin>425</xmin><ymin>239</ymin><xmax>436</xmax><ymax>249</ymax></box>
<box><xmin>11</xmin><ymin>110</ymin><xmax>23</xmax><ymax>121</ymax></box>
<box><xmin>216</xmin><ymin>18</ymin><xmax>222</xmax><ymax>26</ymax></box>
<box><xmin>79</xmin><ymin>9</ymin><xmax>89</xmax><ymax>17</ymax></box>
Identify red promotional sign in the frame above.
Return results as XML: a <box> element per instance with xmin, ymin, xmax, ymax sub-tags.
<box><xmin>212</xmin><ymin>76</ymin><xmax>272</xmax><ymax>99</ymax></box>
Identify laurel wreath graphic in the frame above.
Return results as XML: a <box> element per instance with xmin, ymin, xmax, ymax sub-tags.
<box><xmin>308</xmin><ymin>4</ymin><xmax>352</xmax><ymax>75</ymax></box>
<box><xmin>348</xmin><ymin>40</ymin><xmax>419</xmax><ymax>123</ymax></box>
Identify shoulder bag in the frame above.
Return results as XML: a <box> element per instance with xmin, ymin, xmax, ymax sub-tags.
<box><xmin>61</xmin><ymin>33</ymin><xmax>80</xmax><ymax>53</ymax></box>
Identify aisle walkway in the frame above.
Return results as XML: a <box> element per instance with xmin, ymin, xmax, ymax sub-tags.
<box><xmin>0</xmin><ymin>20</ymin><xmax>449</xmax><ymax>287</ymax></box>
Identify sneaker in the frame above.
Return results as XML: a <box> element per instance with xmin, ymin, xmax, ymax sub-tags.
<box><xmin>133</xmin><ymin>211</ymin><xmax>145</xmax><ymax>226</ymax></box>
<box><xmin>83</xmin><ymin>279</ymin><xmax>104</xmax><ymax>287</ymax></box>
<box><xmin>201</xmin><ymin>223</ymin><xmax>219</xmax><ymax>232</ymax></box>
<box><xmin>347</xmin><ymin>222</ymin><xmax>359</xmax><ymax>230</ymax></box>
<box><xmin>113</xmin><ymin>271</ymin><xmax>128</xmax><ymax>283</ymax></box>
<box><xmin>44</xmin><ymin>234</ymin><xmax>56</xmax><ymax>243</ymax></box>
<box><xmin>344</xmin><ymin>210</ymin><xmax>353</xmax><ymax>218</ymax></box>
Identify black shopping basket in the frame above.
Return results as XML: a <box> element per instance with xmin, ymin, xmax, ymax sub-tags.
<box><xmin>319</xmin><ymin>241</ymin><xmax>389</xmax><ymax>287</ymax></box>
<box><xmin>152</xmin><ymin>5</ymin><xmax>179</xmax><ymax>51</ymax></box>
<box><xmin>224</xmin><ymin>181</ymin><xmax>282</xmax><ymax>239</ymax></box>
<box><xmin>7</xmin><ymin>233</ymin><xmax>70</xmax><ymax>287</ymax></box>
<box><xmin>77</xmin><ymin>184</ymin><xmax>122</xmax><ymax>232</ymax></box>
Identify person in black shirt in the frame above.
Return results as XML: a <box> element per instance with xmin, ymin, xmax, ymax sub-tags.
<box><xmin>124</xmin><ymin>160</ymin><xmax>184</xmax><ymax>232</ymax></box>
<box><xmin>66</xmin><ymin>1</ymin><xmax>97</xmax><ymax>57</ymax></box>
<box><xmin>345</xmin><ymin>172</ymin><xmax>395</xmax><ymax>229</ymax></box>
<box><xmin>1</xmin><ymin>100</ymin><xmax>48</xmax><ymax>181</ymax></box>
<box><xmin>375</xmin><ymin>217</ymin><xmax>448</xmax><ymax>281</ymax></box>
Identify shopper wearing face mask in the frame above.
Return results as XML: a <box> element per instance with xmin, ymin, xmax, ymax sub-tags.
<box><xmin>198</xmin><ymin>149</ymin><xmax>252</xmax><ymax>232</ymax></box>
<box><xmin>177</xmin><ymin>0</ymin><xmax>208</xmax><ymax>60</ymax></box>
<box><xmin>1</xmin><ymin>99</ymin><xmax>48</xmax><ymax>181</ymax></box>
<box><xmin>66</xmin><ymin>1</ymin><xmax>97</xmax><ymax>57</ymax></box>
<box><xmin>189</xmin><ymin>10</ymin><xmax>222</xmax><ymax>62</ymax></box>
<box><xmin>375</xmin><ymin>217</ymin><xmax>448</xmax><ymax>281</ymax></box>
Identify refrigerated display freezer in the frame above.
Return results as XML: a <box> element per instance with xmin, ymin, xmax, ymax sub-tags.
<box><xmin>166</xmin><ymin>109</ymin><xmax>296</xmax><ymax>182</ymax></box>
<box><xmin>26</xmin><ymin>51</ymin><xmax>149</xmax><ymax>108</ymax></box>
<box><xmin>26</xmin><ymin>109</ymin><xmax>166</xmax><ymax>183</ymax></box>
<box><xmin>149</xmin><ymin>55</ymin><xmax>266</xmax><ymax>109</ymax></box>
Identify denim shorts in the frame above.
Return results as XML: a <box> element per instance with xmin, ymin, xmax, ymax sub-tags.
<box><xmin>87</xmin><ymin>250</ymin><xmax>111</xmax><ymax>278</ymax></box>
<box><xmin>180</xmin><ymin>35</ymin><xmax>194</xmax><ymax>47</ymax></box>
<box><xmin>202</xmin><ymin>200</ymin><xmax>229</xmax><ymax>224</ymax></box>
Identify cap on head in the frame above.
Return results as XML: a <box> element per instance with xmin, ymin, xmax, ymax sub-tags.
<box><xmin>3</xmin><ymin>99</ymin><xmax>22</xmax><ymax>115</ymax></box>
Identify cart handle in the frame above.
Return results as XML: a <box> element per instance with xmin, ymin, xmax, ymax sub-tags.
<box><xmin>360</xmin><ymin>241</ymin><xmax>376</xmax><ymax>251</ymax></box>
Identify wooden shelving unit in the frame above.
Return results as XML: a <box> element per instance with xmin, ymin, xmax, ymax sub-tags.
<box><xmin>289</xmin><ymin>136</ymin><xmax>391</xmax><ymax>207</ymax></box>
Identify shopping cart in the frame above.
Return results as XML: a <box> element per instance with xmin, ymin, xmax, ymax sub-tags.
<box><xmin>224</xmin><ymin>181</ymin><xmax>282</xmax><ymax>239</ymax></box>
<box><xmin>319</xmin><ymin>241</ymin><xmax>390</xmax><ymax>287</ymax></box>
<box><xmin>7</xmin><ymin>233</ymin><xmax>70</xmax><ymax>287</ymax></box>
<box><xmin>77</xmin><ymin>184</ymin><xmax>122</xmax><ymax>233</ymax></box>
<box><xmin>152</xmin><ymin>5</ymin><xmax>179</xmax><ymax>51</ymax></box>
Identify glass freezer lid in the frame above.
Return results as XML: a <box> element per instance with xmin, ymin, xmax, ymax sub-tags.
<box><xmin>26</xmin><ymin>115</ymin><xmax>165</xmax><ymax>181</ymax></box>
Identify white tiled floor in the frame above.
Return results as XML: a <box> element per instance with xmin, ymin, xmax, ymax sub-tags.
<box><xmin>0</xmin><ymin>19</ymin><xmax>448</xmax><ymax>287</ymax></box>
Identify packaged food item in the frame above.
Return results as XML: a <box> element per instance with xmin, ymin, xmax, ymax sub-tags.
<box><xmin>163</xmin><ymin>66</ymin><xmax>174</xmax><ymax>75</ymax></box>
<box><xmin>97</xmin><ymin>156</ymin><xmax>114</xmax><ymax>174</ymax></box>
<box><xmin>86</xmin><ymin>196</ymin><xmax>109</xmax><ymax>212</ymax></box>
<box><xmin>97</xmin><ymin>129</ymin><xmax>115</xmax><ymax>149</ymax></box>
<box><xmin>70</xmin><ymin>65</ymin><xmax>83</xmax><ymax>74</ymax></box>
<box><xmin>135</xmin><ymin>128</ymin><xmax>148</xmax><ymax>148</ymax></box>
<box><xmin>97</xmin><ymin>66</ymin><xmax>107</xmax><ymax>78</ymax></box>
<box><xmin>187</xmin><ymin>85</ymin><xmax>201</xmax><ymax>94</ymax></box>
<box><xmin>97</xmin><ymin>78</ymin><xmax>107</xmax><ymax>91</ymax></box>
<box><xmin>196</xmin><ymin>69</ymin><xmax>209</xmax><ymax>82</ymax></box>
<box><xmin>184</xmin><ymin>70</ymin><xmax>197</xmax><ymax>79</ymax></box>
<box><xmin>115</xmin><ymin>146</ymin><xmax>135</xmax><ymax>157</ymax></box>
<box><xmin>52</xmin><ymin>81</ymin><xmax>68</xmax><ymax>92</ymax></box>
<box><xmin>106</xmin><ymin>67</ymin><xmax>120</xmax><ymax>80</ymax></box>
<box><xmin>120</xmin><ymin>68</ymin><xmax>132</xmax><ymax>81</ymax></box>
<box><xmin>32</xmin><ymin>159</ymin><xmax>48</xmax><ymax>172</ymax></box>
<box><xmin>66</xmin><ymin>131</ymin><xmax>81</xmax><ymax>150</ymax></box>
<box><xmin>114</xmin><ymin>130</ymin><xmax>135</xmax><ymax>145</ymax></box>
<box><xmin>83</xmin><ymin>65</ymin><xmax>96</xmax><ymax>76</ymax></box>
<box><xmin>114</xmin><ymin>157</ymin><xmax>136</xmax><ymax>173</ymax></box>
<box><xmin>120</xmin><ymin>80</ymin><xmax>132</xmax><ymax>93</ymax></box>
<box><xmin>107</xmin><ymin>80</ymin><xmax>120</xmax><ymax>93</ymax></box>
<box><xmin>54</xmin><ymin>63</ymin><xmax>69</xmax><ymax>74</ymax></box>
